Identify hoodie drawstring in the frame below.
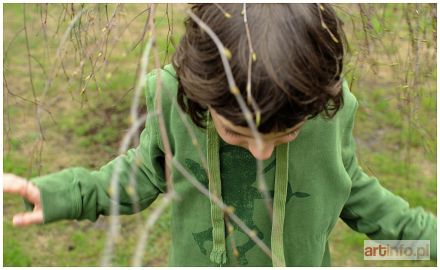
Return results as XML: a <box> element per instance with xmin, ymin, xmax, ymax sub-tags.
<box><xmin>206</xmin><ymin>112</ymin><xmax>289</xmax><ymax>267</ymax></box>
<box><xmin>271</xmin><ymin>142</ymin><xmax>289</xmax><ymax>267</ymax></box>
<box><xmin>207</xmin><ymin>113</ymin><xmax>227</xmax><ymax>265</ymax></box>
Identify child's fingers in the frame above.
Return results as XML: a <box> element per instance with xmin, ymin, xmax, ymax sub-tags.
<box><xmin>3</xmin><ymin>173</ymin><xmax>28</xmax><ymax>193</ymax></box>
<box><xmin>3</xmin><ymin>173</ymin><xmax>41</xmax><ymax>205</ymax></box>
<box><xmin>12</xmin><ymin>211</ymin><xmax>44</xmax><ymax>227</ymax></box>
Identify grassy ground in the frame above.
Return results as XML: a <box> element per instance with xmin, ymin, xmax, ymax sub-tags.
<box><xmin>3</xmin><ymin>4</ymin><xmax>437</xmax><ymax>266</ymax></box>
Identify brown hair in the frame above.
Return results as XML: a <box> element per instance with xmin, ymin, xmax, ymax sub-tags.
<box><xmin>172</xmin><ymin>4</ymin><xmax>347</xmax><ymax>133</ymax></box>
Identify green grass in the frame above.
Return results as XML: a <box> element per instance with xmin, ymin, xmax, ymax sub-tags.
<box><xmin>3</xmin><ymin>3</ymin><xmax>436</xmax><ymax>267</ymax></box>
<box><xmin>3</xmin><ymin>223</ymin><xmax>32</xmax><ymax>267</ymax></box>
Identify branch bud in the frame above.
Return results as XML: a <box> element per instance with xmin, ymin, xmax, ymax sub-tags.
<box><xmin>230</xmin><ymin>86</ymin><xmax>239</xmax><ymax>95</ymax></box>
<box><xmin>223</xmin><ymin>47</ymin><xmax>232</xmax><ymax>60</ymax></box>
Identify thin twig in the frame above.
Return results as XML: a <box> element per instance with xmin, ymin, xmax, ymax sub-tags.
<box><xmin>317</xmin><ymin>3</ymin><xmax>339</xmax><ymax>43</ymax></box>
<box><xmin>172</xmin><ymin>159</ymin><xmax>278</xmax><ymax>265</ymax></box>
<box><xmin>23</xmin><ymin>4</ymin><xmax>45</xmax><ymax>177</ymax></box>
<box><xmin>214</xmin><ymin>3</ymin><xmax>231</xmax><ymax>18</ymax></box>
<box><xmin>124</xmin><ymin>3</ymin><xmax>156</xmax><ymax>223</ymax></box>
<box><xmin>129</xmin><ymin>7</ymin><xmax>152</xmax><ymax>52</ymax></box>
<box><xmin>162</xmin><ymin>4</ymin><xmax>173</xmax><ymax>66</ymax></box>
<box><xmin>186</xmin><ymin>8</ymin><xmax>273</xmax><ymax>220</ymax></box>
<box><xmin>3</xmin><ymin>27</ymin><xmax>25</xmax><ymax>67</ymax></box>
<box><xmin>242</xmin><ymin>4</ymin><xmax>260</xmax><ymax>121</ymax></box>
<box><xmin>131</xmin><ymin>192</ymin><xmax>175</xmax><ymax>266</ymax></box>
<box><xmin>152</xmin><ymin>5</ymin><xmax>174</xmax><ymax>192</ymax></box>
<box><xmin>39</xmin><ymin>5</ymin><xmax>91</xmax><ymax>113</ymax></box>
<box><xmin>3</xmin><ymin>74</ymin><xmax>12</xmax><ymax>153</ymax></box>
<box><xmin>131</xmin><ymin>4</ymin><xmax>177</xmax><ymax>263</ymax></box>
<box><xmin>100</xmin><ymin>112</ymin><xmax>152</xmax><ymax>266</ymax></box>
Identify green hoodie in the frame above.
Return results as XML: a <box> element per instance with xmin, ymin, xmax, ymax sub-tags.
<box><xmin>25</xmin><ymin>64</ymin><xmax>437</xmax><ymax>266</ymax></box>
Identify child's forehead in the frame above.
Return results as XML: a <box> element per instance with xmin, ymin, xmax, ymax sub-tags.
<box><xmin>210</xmin><ymin>108</ymin><xmax>305</xmax><ymax>138</ymax></box>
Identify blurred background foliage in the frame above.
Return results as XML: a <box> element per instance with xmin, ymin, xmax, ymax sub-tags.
<box><xmin>3</xmin><ymin>3</ymin><xmax>436</xmax><ymax>266</ymax></box>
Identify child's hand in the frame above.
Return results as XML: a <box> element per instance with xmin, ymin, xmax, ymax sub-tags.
<box><xmin>3</xmin><ymin>173</ymin><xmax>43</xmax><ymax>227</ymax></box>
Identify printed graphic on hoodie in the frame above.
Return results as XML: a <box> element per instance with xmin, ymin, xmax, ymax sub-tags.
<box><xmin>185</xmin><ymin>143</ymin><xmax>311</xmax><ymax>265</ymax></box>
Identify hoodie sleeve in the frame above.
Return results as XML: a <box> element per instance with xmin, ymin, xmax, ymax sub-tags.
<box><xmin>339</xmin><ymin>85</ymin><xmax>437</xmax><ymax>260</ymax></box>
<box><xmin>24</xmin><ymin>72</ymin><xmax>167</xmax><ymax>224</ymax></box>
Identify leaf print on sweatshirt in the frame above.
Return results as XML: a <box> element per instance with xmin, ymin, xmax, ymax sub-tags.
<box><xmin>185</xmin><ymin>143</ymin><xmax>310</xmax><ymax>265</ymax></box>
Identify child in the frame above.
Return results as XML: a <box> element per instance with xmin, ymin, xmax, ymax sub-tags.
<box><xmin>3</xmin><ymin>3</ymin><xmax>437</xmax><ymax>266</ymax></box>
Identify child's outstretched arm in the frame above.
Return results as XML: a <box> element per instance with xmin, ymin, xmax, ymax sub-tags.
<box><xmin>3</xmin><ymin>73</ymin><xmax>167</xmax><ymax>226</ymax></box>
<box><xmin>4</xmin><ymin>123</ymin><xmax>166</xmax><ymax>226</ymax></box>
<box><xmin>339</xmin><ymin>91</ymin><xmax>437</xmax><ymax>259</ymax></box>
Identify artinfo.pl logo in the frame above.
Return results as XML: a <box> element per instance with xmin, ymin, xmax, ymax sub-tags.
<box><xmin>364</xmin><ymin>240</ymin><xmax>430</xmax><ymax>260</ymax></box>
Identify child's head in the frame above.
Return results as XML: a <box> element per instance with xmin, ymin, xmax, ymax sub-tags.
<box><xmin>172</xmin><ymin>3</ymin><xmax>346</xmax><ymax>157</ymax></box>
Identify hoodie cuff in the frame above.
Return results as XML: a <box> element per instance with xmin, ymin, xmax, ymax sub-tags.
<box><xmin>23</xmin><ymin>173</ymin><xmax>82</xmax><ymax>224</ymax></box>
